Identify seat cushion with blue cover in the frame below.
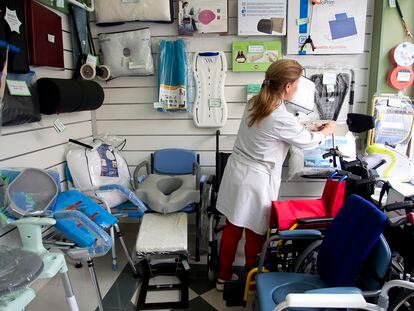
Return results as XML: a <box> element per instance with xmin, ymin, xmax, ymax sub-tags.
<box><xmin>256</xmin><ymin>194</ymin><xmax>388</xmax><ymax>311</ymax></box>
<box><xmin>135</xmin><ymin>149</ymin><xmax>201</xmax><ymax>214</ymax></box>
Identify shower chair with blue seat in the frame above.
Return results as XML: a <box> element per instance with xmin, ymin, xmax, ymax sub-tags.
<box><xmin>255</xmin><ymin>194</ymin><xmax>414</xmax><ymax>311</ymax></box>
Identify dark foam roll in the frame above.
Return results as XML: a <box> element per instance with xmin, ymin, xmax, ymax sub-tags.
<box><xmin>36</xmin><ymin>78</ymin><xmax>104</xmax><ymax>115</ymax></box>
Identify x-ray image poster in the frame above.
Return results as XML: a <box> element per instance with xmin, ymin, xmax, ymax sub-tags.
<box><xmin>238</xmin><ymin>0</ymin><xmax>287</xmax><ymax>36</ymax></box>
<box><xmin>287</xmin><ymin>0</ymin><xmax>368</xmax><ymax>55</ymax></box>
<box><xmin>178</xmin><ymin>0</ymin><xmax>228</xmax><ymax>35</ymax></box>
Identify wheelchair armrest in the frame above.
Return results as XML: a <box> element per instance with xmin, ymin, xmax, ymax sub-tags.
<box><xmin>133</xmin><ymin>160</ymin><xmax>150</xmax><ymax>189</ymax></box>
<box><xmin>193</xmin><ymin>162</ymin><xmax>201</xmax><ymax>190</ymax></box>
<box><xmin>296</xmin><ymin>217</ymin><xmax>334</xmax><ymax>227</ymax></box>
<box><xmin>274</xmin><ymin>292</ymin><xmax>368</xmax><ymax>311</ymax></box>
<box><xmin>14</xmin><ymin>217</ymin><xmax>56</xmax><ymax>227</ymax></box>
<box><xmin>98</xmin><ymin>184</ymin><xmax>147</xmax><ymax>214</ymax></box>
<box><xmin>257</xmin><ymin>229</ymin><xmax>322</xmax><ymax>274</ymax></box>
<box><xmin>278</xmin><ymin>229</ymin><xmax>322</xmax><ymax>239</ymax></box>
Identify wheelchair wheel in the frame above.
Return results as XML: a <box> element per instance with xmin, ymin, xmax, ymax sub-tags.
<box><xmin>294</xmin><ymin>240</ymin><xmax>322</xmax><ymax>274</ymax></box>
<box><xmin>389</xmin><ymin>289</ymin><xmax>414</xmax><ymax>310</ymax></box>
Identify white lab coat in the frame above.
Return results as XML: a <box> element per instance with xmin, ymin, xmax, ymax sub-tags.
<box><xmin>216</xmin><ymin>102</ymin><xmax>325</xmax><ymax>235</ymax></box>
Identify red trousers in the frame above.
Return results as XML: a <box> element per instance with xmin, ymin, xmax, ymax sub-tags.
<box><xmin>217</xmin><ymin>219</ymin><xmax>266</xmax><ymax>280</ymax></box>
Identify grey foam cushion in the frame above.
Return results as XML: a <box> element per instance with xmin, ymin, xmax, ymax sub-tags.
<box><xmin>135</xmin><ymin>174</ymin><xmax>200</xmax><ymax>214</ymax></box>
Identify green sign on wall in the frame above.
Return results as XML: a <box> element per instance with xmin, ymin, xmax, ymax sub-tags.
<box><xmin>232</xmin><ymin>41</ymin><xmax>282</xmax><ymax>72</ymax></box>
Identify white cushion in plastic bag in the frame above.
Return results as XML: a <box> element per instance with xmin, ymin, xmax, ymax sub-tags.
<box><xmin>98</xmin><ymin>28</ymin><xmax>154</xmax><ymax>78</ymax></box>
<box><xmin>95</xmin><ymin>0</ymin><xmax>172</xmax><ymax>25</ymax></box>
<box><xmin>66</xmin><ymin>145</ymin><xmax>131</xmax><ymax>208</ymax></box>
<box><xmin>136</xmin><ymin>213</ymin><xmax>187</xmax><ymax>255</ymax></box>
<box><xmin>135</xmin><ymin>174</ymin><xmax>200</xmax><ymax>214</ymax></box>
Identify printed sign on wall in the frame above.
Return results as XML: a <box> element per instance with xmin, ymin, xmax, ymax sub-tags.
<box><xmin>287</xmin><ymin>0</ymin><xmax>368</xmax><ymax>55</ymax></box>
<box><xmin>178</xmin><ymin>0</ymin><xmax>228</xmax><ymax>35</ymax></box>
<box><xmin>238</xmin><ymin>0</ymin><xmax>287</xmax><ymax>36</ymax></box>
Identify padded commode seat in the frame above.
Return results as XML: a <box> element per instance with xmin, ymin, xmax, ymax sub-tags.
<box><xmin>135</xmin><ymin>213</ymin><xmax>187</xmax><ymax>257</ymax></box>
<box><xmin>135</xmin><ymin>175</ymin><xmax>200</xmax><ymax>214</ymax></box>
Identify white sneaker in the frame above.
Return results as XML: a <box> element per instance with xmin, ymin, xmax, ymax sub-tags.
<box><xmin>216</xmin><ymin>273</ymin><xmax>239</xmax><ymax>291</ymax></box>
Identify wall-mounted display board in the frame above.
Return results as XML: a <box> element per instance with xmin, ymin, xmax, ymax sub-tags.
<box><xmin>238</xmin><ymin>0</ymin><xmax>287</xmax><ymax>36</ymax></box>
<box><xmin>232</xmin><ymin>40</ymin><xmax>282</xmax><ymax>72</ymax></box>
<box><xmin>178</xmin><ymin>0</ymin><xmax>228</xmax><ymax>35</ymax></box>
<box><xmin>287</xmin><ymin>0</ymin><xmax>368</xmax><ymax>55</ymax></box>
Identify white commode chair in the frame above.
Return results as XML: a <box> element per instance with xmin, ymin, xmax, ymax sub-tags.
<box><xmin>132</xmin><ymin>148</ymin><xmax>203</xmax><ymax>309</ymax></box>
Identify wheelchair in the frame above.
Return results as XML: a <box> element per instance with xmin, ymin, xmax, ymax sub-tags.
<box><xmin>256</xmin><ymin>194</ymin><xmax>414</xmax><ymax>311</ymax></box>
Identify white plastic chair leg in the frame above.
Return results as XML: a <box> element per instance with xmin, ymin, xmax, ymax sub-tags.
<box><xmin>60</xmin><ymin>271</ymin><xmax>79</xmax><ymax>311</ymax></box>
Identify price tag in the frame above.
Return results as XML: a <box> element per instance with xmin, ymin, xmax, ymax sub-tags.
<box><xmin>53</xmin><ymin>119</ymin><xmax>66</xmax><ymax>133</ymax></box>
<box><xmin>397</xmin><ymin>71</ymin><xmax>411</xmax><ymax>82</ymax></box>
<box><xmin>56</xmin><ymin>0</ymin><xmax>65</xmax><ymax>8</ymax></box>
<box><xmin>296</xmin><ymin>17</ymin><xmax>309</xmax><ymax>26</ymax></box>
<box><xmin>47</xmin><ymin>34</ymin><xmax>55</xmax><ymax>43</ymax></box>
<box><xmin>86</xmin><ymin>54</ymin><xmax>98</xmax><ymax>68</ymax></box>
<box><xmin>248</xmin><ymin>45</ymin><xmax>264</xmax><ymax>53</ymax></box>
<box><xmin>323</xmin><ymin>72</ymin><xmax>337</xmax><ymax>85</ymax></box>
<box><xmin>6</xmin><ymin>80</ymin><xmax>31</xmax><ymax>96</ymax></box>
<box><xmin>208</xmin><ymin>98</ymin><xmax>221</xmax><ymax>107</ymax></box>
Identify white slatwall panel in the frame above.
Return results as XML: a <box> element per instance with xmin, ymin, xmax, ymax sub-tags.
<box><xmin>92</xmin><ymin>0</ymin><xmax>374</xmax><ymax>201</ymax></box>
<box><xmin>0</xmin><ymin>6</ymin><xmax>93</xmax><ymax>243</ymax></box>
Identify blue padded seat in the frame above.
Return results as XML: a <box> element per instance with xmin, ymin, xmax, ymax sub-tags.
<box><xmin>152</xmin><ymin>149</ymin><xmax>197</xmax><ymax>175</ymax></box>
<box><xmin>256</xmin><ymin>195</ymin><xmax>389</xmax><ymax>311</ymax></box>
<box><xmin>256</xmin><ymin>272</ymin><xmax>326</xmax><ymax>310</ymax></box>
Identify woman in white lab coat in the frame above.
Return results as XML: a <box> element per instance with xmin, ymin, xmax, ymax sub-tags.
<box><xmin>216</xmin><ymin>59</ymin><xmax>336</xmax><ymax>290</ymax></box>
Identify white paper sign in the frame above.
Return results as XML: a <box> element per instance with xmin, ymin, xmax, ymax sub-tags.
<box><xmin>287</xmin><ymin>0</ymin><xmax>368</xmax><ymax>54</ymax></box>
<box><xmin>4</xmin><ymin>7</ymin><xmax>22</xmax><ymax>34</ymax></box>
<box><xmin>6</xmin><ymin>80</ymin><xmax>31</xmax><ymax>96</ymax></box>
<box><xmin>238</xmin><ymin>0</ymin><xmax>287</xmax><ymax>36</ymax></box>
<box><xmin>47</xmin><ymin>34</ymin><xmax>55</xmax><ymax>43</ymax></box>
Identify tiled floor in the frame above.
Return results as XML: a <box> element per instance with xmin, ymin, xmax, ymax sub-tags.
<box><xmin>26</xmin><ymin>223</ymin><xmax>255</xmax><ymax>311</ymax></box>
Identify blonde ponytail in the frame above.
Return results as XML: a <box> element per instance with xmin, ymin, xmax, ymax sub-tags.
<box><xmin>248</xmin><ymin>59</ymin><xmax>302</xmax><ymax>127</ymax></box>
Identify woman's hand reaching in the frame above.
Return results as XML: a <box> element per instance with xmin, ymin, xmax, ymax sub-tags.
<box><xmin>319</xmin><ymin>121</ymin><xmax>336</xmax><ymax>137</ymax></box>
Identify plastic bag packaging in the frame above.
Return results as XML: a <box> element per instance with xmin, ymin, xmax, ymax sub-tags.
<box><xmin>288</xmin><ymin>132</ymin><xmax>356</xmax><ymax>180</ymax></box>
<box><xmin>66</xmin><ymin>138</ymin><xmax>132</xmax><ymax>208</ymax></box>
<box><xmin>4</xmin><ymin>168</ymin><xmax>58</xmax><ymax>218</ymax></box>
<box><xmin>2</xmin><ymin>71</ymin><xmax>41</xmax><ymax>126</ymax></box>
<box><xmin>98</xmin><ymin>28</ymin><xmax>154</xmax><ymax>78</ymax></box>
<box><xmin>368</xmin><ymin>94</ymin><xmax>414</xmax><ymax>155</ymax></box>
<box><xmin>93</xmin><ymin>135</ymin><xmax>127</xmax><ymax>151</ymax></box>
<box><xmin>135</xmin><ymin>213</ymin><xmax>187</xmax><ymax>258</ymax></box>
<box><xmin>94</xmin><ymin>0</ymin><xmax>173</xmax><ymax>25</ymax></box>
<box><xmin>300</xmin><ymin>66</ymin><xmax>355</xmax><ymax>123</ymax></box>
<box><xmin>5</xmin><ymin>168</ymin><xmax>57</xmax><ymax>217</ymax></box>
<box><xmin>53</xmin><ymin>190</ymin><xmax>117</xmax><ymax>231</ymax></box>
<box><xmin>155</xmin><ymin>39</ymin><xmax>189</xmax><ymax>112</ymax></box>
<box><xmin>53</xmin><ymin>210</ymin><xmax>112</xmax><ymax>258</ymax></box>
<box><xmin>0</xmin><ymin>245</ymin><xmax>43</xmax><ymax>296</ymax></box>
